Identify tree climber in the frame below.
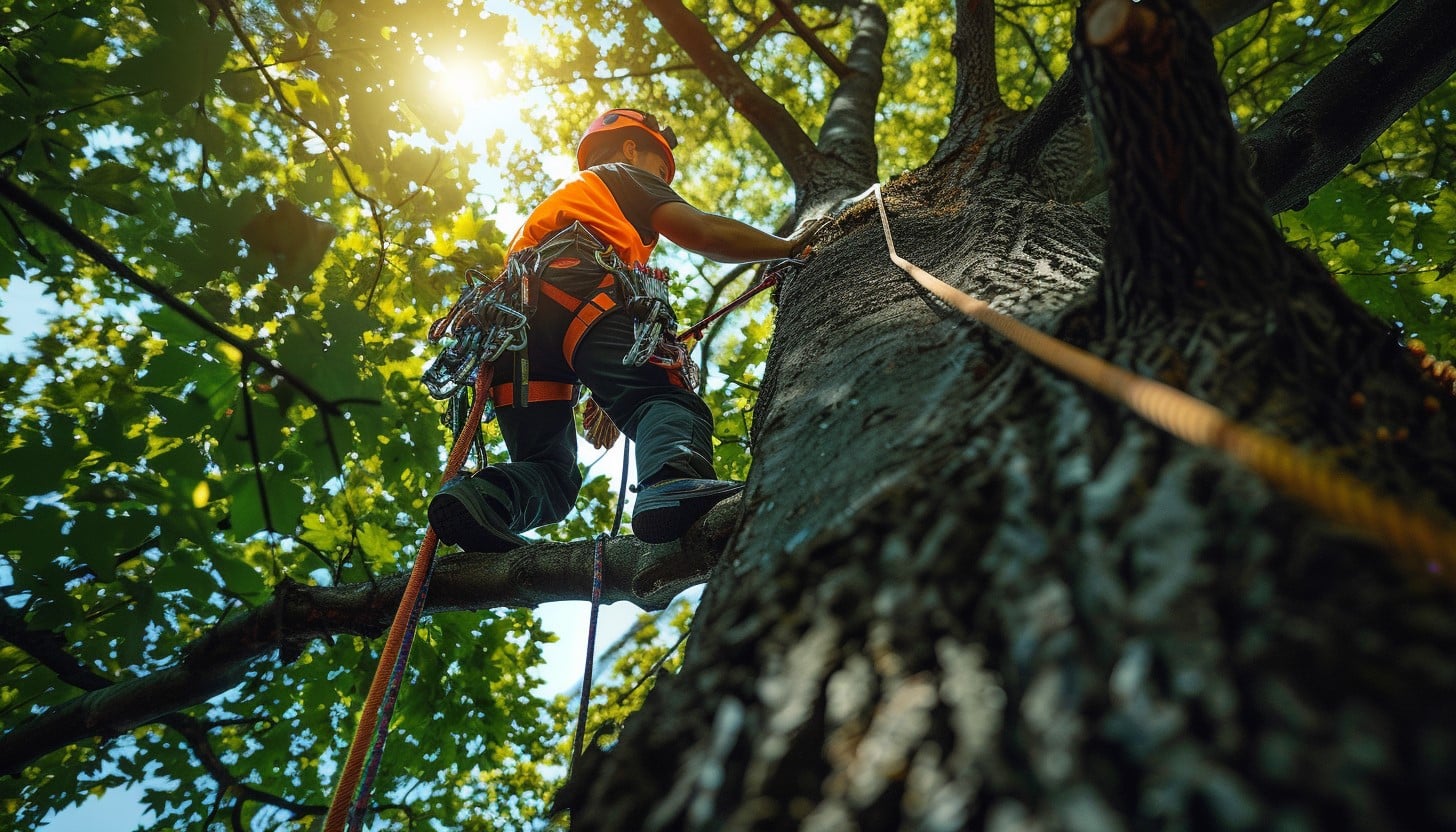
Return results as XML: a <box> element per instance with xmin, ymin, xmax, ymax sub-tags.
<box><xmin>428</xmin><ymin>108</ymin><xmax>812</xmax><ymax>550</ymax></box>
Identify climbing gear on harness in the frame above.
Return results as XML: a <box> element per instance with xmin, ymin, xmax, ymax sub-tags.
<box><xmin>556</xmin><ymin>241</ymin><xmax>699</xmax><ymax>451</ymax></box>
<box><xmin>421</xmin><ymin>253</ymin><xmax>537</xmax><ymax>402</ymax></box>
<box><xmin>862</xmin><ymin>182</ymin><xmax>1456</xmax><ymax>583</ymax></box>
<box><xmin>428</xmin><ymin>475</ymin><xmax>528</xmax><ymax>553</ymax></box>
<box><xmin>632</xmin><ymin>478</ymin><xmax>745</xmax><ymax>544</ymax></box>
<box><xmin>578</xmin><ymin>108</ymin><xmax>679</xmax><ymax>182</ymax></box>
<box><xmin>444</xmin><ymin>381</ymin><xmax>491</xmax><ymax>471</ymax></box>
<box><xmin>592</xmin><ymin>249</ymin><xmax>678</xmax><ymax>368</ymax></box>
<box><xmin>424</xmin><ymin>224</ymin><xmax>613</xmax><ymax>414</ymax></box>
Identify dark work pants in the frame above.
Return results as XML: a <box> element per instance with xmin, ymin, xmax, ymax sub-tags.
<box><xmin>477</xmin><ymin>277</ymin><xmax>717</xmax><ymax>532</ymax></box>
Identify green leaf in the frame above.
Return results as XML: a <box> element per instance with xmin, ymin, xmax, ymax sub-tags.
<box><xmin>27</xmin><ymin>595</ymin><xmax>83</xmax><ymax>632</ymax></box>
<box><xmin>228</xmin><ymin>467</ymin><xmax>305</xmax><ymax>538</ymax></box>
<box><xmin>209</xmin><ymin>551</ymin><xmax>268</xmax><ymax>601</ymax></box>
<box><xmin>66</xmin><ymin>510</ymin><xmax>155</xmax><ymax>582</ymax></box>
<box><xmin>152</xmin><ymin>551</ymin><xmax>220</xmax><ymax>598</ymax></box>
<box><xmin>0</xmin><ymin>421</ymin><xmax>85</xmax><ymax>497</ymax></box>
<box><xmin>79</xmin><ymin>163</ymin><xmax>143</xmax><ymax>187</ymax></box>
<box><xmin>0</xmin><ymin>503</ymin><xmax>66</xmax><ymax>560</ymax></box>
<box><xmin>34</xmin><ymin>18</ymin><xmax>106</xmax><ymax>58</ymax></box>
<box><xmin>139</xmin><ymin>346</ymin><xmax>236</xmax><ymax>398</ymax></box>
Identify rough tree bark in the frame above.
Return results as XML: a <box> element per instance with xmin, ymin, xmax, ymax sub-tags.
<box><xmin>561</xmin><ymin>0</ymin><xmax>1456</xmax><ymax>829</ymax></box>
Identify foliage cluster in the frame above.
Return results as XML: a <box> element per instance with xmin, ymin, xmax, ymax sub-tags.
<box><xmin>0</xmin><ymin>0</ymin><xmax>554</xmax><ymax>826</ymax></box>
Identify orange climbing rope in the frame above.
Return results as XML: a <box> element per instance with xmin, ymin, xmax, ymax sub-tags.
<box><xmin>867</xmin><ymin>184</ymin><xmax>1456</xmax><ymax>580</ymax></box>
<box><xmin>323</xmin><ymin>367</ymin><xmax>494</xmax><ymax>832</ymax></box>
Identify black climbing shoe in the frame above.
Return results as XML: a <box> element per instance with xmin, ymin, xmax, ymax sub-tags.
<box><xmin>428</xmin><ymin>476</ymin><xmax>528</xmax><ymax>553</ymax></box>
<box><xmin>632</xmin><ymin>478</ymin><xmax>744</xmax><ymax>544</ymax></box>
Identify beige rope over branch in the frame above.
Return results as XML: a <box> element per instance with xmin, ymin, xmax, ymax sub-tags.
<box><xmin>866</xmin><ymin>183</ymin><xmax>1456</xmax><ymax>584</ymax></box>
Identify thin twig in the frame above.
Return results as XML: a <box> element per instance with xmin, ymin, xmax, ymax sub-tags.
<box><xmin>238</xmin><ymin>363</ymin><xmax>281</xmax><ymax>575</ymax></box>
<box><xmin>162</xmin><ymin>713</ymin><xmax>333</xmax><ymax>817</ymax></box>
<box><xmin>0</xmin><ymin>200</ymin><xmax>46</xmax><ymax>261</ymax></box>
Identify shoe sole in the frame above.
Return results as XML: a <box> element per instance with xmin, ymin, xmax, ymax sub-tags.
<box><xmin>428</xmin><ymin>494</ymin><xmax>526</xmax><ymax>553</ymax></box>
<box><xmin>633</xmin><ymin>484</ymin><xmax>743</xmax><ymax>544</ymax></box>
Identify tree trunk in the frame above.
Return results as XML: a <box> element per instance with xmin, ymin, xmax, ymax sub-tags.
<box><xmin>561</xmin><ymin>5</ymin><xmax>1456</xmax><ymax>829</ymax></box>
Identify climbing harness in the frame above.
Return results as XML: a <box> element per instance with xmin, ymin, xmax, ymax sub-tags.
<box><xmin>863</xmin><ymin>183</ymin><xmax>1456</xmax><ymax>580</ymax></box>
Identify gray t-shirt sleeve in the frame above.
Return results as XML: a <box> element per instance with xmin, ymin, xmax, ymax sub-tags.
<box><xmin>589</xmin><ymin>163</ymin><xmax>687</xmax><ymax>244</ymax></box>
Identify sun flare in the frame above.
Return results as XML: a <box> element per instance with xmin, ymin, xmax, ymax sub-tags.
<box><xmin>425</xmin><ymin>55</ymin><xmax>506</xmax><ymax>116</ymax></box>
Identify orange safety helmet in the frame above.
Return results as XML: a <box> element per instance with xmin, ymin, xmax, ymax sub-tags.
<box><xmin>576</xmin><ymin>108</ymin><xmax>679</xmax><ymax>183</ymax></box>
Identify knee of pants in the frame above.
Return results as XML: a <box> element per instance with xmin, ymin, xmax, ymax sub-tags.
<box><xmin>617</xmin><ymin>388</ymin><xmax>713</xmax><ymax>439</ymax></box>
<box><xmin>480</xmin><ymin>462</ymin><xmax>583</xmax><ymax>529</ymax></box>
<box><xmin>539</xmin><ymin>464</ymin><xmax>585</xmax><ymax>525</ymax></box>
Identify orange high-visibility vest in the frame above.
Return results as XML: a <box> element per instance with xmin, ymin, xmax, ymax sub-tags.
<box><xmin>507</xmin><ymin>169</ymin><xmax>658</xmax><ymax>266</ymax></box>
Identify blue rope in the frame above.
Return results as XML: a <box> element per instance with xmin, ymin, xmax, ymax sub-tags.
<box><xmin>347</xmin><ymin>560</ymin><xmax>437</xmax><ymax>831</ymax></box>
<box><xmin>570</xmin><ymin>438</ymin><xmax>631</xmax><ymax>768</ymax></box>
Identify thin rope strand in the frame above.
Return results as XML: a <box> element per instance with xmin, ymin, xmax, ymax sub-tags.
<box><xmin>570</xmin><ymin>439</ymin><xmax>632</xmax><ymax>770</ymax></box>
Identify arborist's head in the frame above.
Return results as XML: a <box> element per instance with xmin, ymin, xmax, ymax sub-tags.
<box><xmin>577</xmin><ymin>108</ymin><xmax>679</xmax><ymax>183</ymax></box>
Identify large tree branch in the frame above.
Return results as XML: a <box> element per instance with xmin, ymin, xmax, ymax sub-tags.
<box><xmin>770</xmin><ymin>0</ymin><xmax>851</xmax><ymax>78</ymax></box>
<box><xmin>526</xmin><ymin>14</ymin><xmax>787</xmax><ymax>92</ymax></box>
<box><xmin>1245</xmin><ymin>0</ymin><xmax>1456</xmax><ymax>213</ymax></box>
<box><xmin>642</xmin><ymin>0</ymin><xmax>818</xmax><ymax>185</ymax></box>
<box><xmin>816</xmin><ymin>0</ymin><xmax>887</xmax><ymax>173</ymax></box>
<box><xmin>791</xmin><ymin>0</ymin><xmax>888</xmax><ymax>214</ymax></box>
<box><xmin>994</xmin><ymin>0</ymin><xmax>1275</xmax><ymax>178</ymax></box>
<box><xmin>932</xmin><ymin>0</ymin><xmax>1005</xmax><ymax>165</ymax></box>
<box><xmin>0</xmin><ymin>605</ymin><xmax>111</xmax><ymax>692</ymax></box>
<box><xmin>0</xmin><ymin>498</ymin><xmax>739</xmax><ymax>776</ymax></box>
<box><xmin>0</xmin><ymin>177</ymin><xmax>345</xmax><ymax>417</ymax></box>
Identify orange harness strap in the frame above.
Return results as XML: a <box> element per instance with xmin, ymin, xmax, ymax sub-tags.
<box><xmin>491</xmin><ymin>380</ymin><xmax>576</xmax><ymax>408</ymax></box>
<box><xmin>563</xmin><ymin>292</ymin><xmax>617</xmax><ymax>368</ymax></box>
<box><xmin>538</xmin><ymin>275</ymin><xmax>619</xmax><ymax>371</ymax></box>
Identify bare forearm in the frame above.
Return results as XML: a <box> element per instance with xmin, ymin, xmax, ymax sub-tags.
<box><xmin>652</xmin><ymin>202</ymin><xmax>796</xmax><ymax>263</ymax></box>
<box><xmin>679</xmin><ymin>214</ymin><xmax>795</xmax><ymax>262</ymax></box>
